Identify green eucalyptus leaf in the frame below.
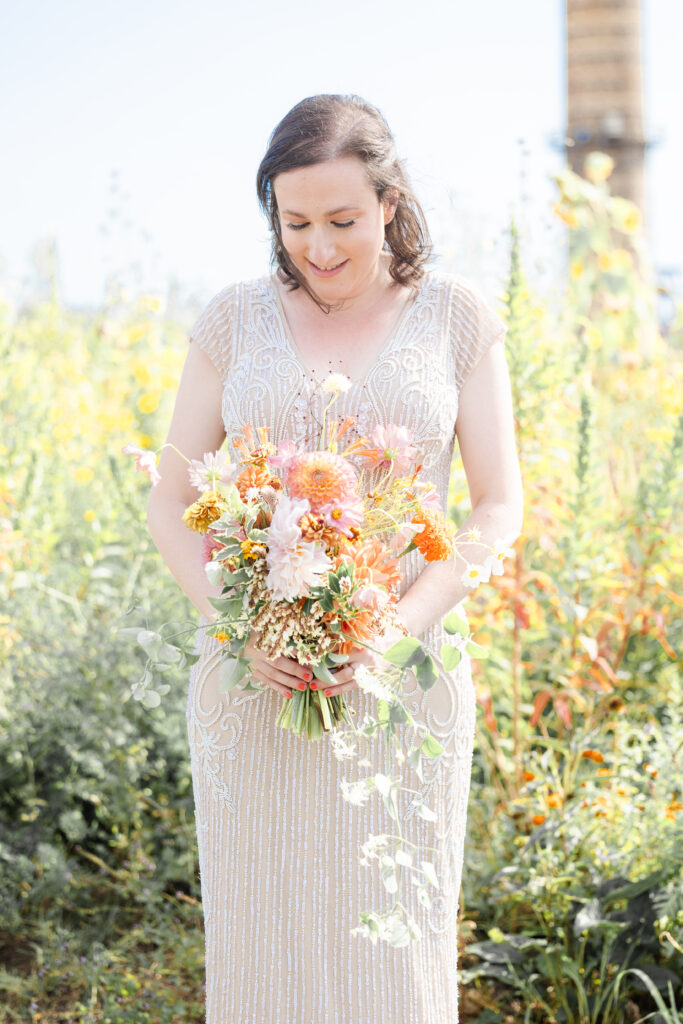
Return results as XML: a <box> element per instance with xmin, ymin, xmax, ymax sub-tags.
<box><xmin>381</xmin><ymin>637</ymin><xmax>425</xmax><ymax>668</ymax></box>
<box><xmin>415</xmin><ymin>654</ymin><xmax>438</xmax><ymax>690</ymax></box>
<box><xmin>443</xmin><ymin>611</ymin><xmax>469</xmax><ymax>636</ymax></box>
<box><xmin>441</xmin><ymin>644</ymin><xmax>462</xmax><ymax>671</ymax></box>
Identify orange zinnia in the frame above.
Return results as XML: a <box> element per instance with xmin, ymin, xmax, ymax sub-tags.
<box><xmin>411</xmin><ymin>507</ymin><xmax>455</xmax><ymax>562</ymax></box>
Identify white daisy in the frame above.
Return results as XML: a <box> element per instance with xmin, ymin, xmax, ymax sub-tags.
<box><xmin>321</xmin><ymin>372</ymin><xmax>353</xmax><ymax>395</ymax></box>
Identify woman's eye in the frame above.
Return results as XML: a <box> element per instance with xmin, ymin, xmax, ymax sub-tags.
<box><xmin>332</xmin><ymin>219</ymin><xmax>355</xmax><ymax>228</ymax></box>
<box><xmin>286</xmin><ymin>222</ymin><xmax>308</xmax><ymax>231</ymax></box>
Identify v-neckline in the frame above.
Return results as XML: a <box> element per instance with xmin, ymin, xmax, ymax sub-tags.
<box><xmin>268</xmin><ymin>273</ymin><xmax>423</xmax><ymax>387</ymax></box>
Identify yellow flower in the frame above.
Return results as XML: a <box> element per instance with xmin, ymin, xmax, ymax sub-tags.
<box><xmin>584</xmin><ymin>151</ymin><xmax>614</xmax><ymax>184</ymax></box>
<box><xmin>138</xmin><ymin>392</ymin><xmax>160</xmax><ymax>415</ymax></box>
<box><xmin>84</xmin><ymin>509</ymin><xmax>96</xmax><ymax>522</ymax></box>
<box><xmin>613</xmin><ymin>248</ymin><xmax>633</xmax><ymax>270</ymax></box>
<box><xmin>547</xmin><ymin>792</ymin><xmax>563</xmax><ymax>809</ymax></box>
<box><xmin>586</xmin><ymin>326</ymin><xmax>602</xmax><ymax>350</ymax></box>
<box><xmin>570</xmin><ymin>259</ymin><xmax>584</xmax><ymax>280</ymax></box>
<box><xmin>213</xmin><ymin>631</ymin><xmax>231</xmax><ymax>644</ymax></box>
<box><xmin>597</xmin><ymin>251</ymin><xmax>615</xmax><ymax>272</ymax></box>
<box><xmin>74</xmin><ymin>466</ymin><xmax>94</xmax><ymax>485</ymax></box>
<box><xmin>139</xmin><ymin>294</ymin><xmax>163</xmax><ymax>313</ymax></box>
<box><xmin>553</xmin><ymin>203</ymin><xmax>579</xmax><ymax>228</ymax></box>
<box><xmin>182</xmin><ymin>491</ymin><xmax>228</xmax><ymax>534</ymax></box>
<box><xmin>612</xmin><ymin>198</ymin><xmax>642</xmax><ymax>234</ymax></box>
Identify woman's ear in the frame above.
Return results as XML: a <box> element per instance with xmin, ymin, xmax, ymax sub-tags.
<box><xmin>382</xmin><ymin>187</ymin><xmax>400</xmax><ymax>226</ymax></box>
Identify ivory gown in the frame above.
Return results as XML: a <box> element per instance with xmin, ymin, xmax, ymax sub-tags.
<box><xmin>186</xmin><ymin>269</ymin><xmax>507</xmax><ymax>1024</ymax></box>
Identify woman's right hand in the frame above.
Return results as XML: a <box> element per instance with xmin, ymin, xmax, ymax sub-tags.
<box><xmin>243</xmin><ymin>631</ymin><xmax>313</xmax><ymax>699</ymax></box>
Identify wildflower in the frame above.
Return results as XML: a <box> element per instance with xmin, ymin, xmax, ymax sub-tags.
<box><xmin>340</xmin><ymin>777</ymin><xmax>373</xmax><ymax>806</ymax></box>
<box><xmin>122</xmin><ymin>443</ymin><xmax>161</xmax><ymax>486</ymax></box>
<box><xmin>318</xmin><ymin>498</ymin><xmax>365</xmax><ymax>538</ymax></box>
<box><xmin>665</xmin><ymin>801</ymin><xmax>683</xmax><ymax>822</ymax></box>
<box><xmin>353</xmin><ymin>664</ymin><xmax>396</xmax><ymax>704</ymax></box>
<box><xmin>552</xmin><ymin>202</ymin><xmax>579</xmax><ymax>228</ymax></box>
<box><xmin>546</xmin><ymin>793</ymin><xmax>563</xmax><ymax>809</ymax></box>
<box><xmin>241</xmin><ymin>539</ymin><xmax>266</xmax><ymax>560</ymax></box>
<box><xmin>570</xmin><ymin>259</ymin><xmax>584</xmax><ymax>280</ymax></box>
<box><xmin>213</xmin><ymin>631</ymin><xmax>231</xmax><ymax>644</ymax></box>
<box><xmin>461</xmin><ymin>563</ymin><xmax>492</xmax><ymax>588</ymax></box>
<box><xmin>321</xmin><ymin>372</ymin><xmax>352</xmax><ymax>394</ymax></box>
<box><xmin>643</xmin><ymin>762</ymin><xmax>658</xmax><ymax>777</ymax></box>
<box><xmin>523</xmin><ymin>770</ymin><xmax>535</xmax><ymax>782</ymax></box>
<box><xmin>84</xmin><ymin>509</ymin><xmax>96</xmax><ymax>522</ymax></box>
<box><xmin>596</xmin><ymin>768</ymin><xmax>611</xmax><ymax>778</ymax></box>
<box><xmin>138</xmin><ymin>392</ymin><xmax>160</xmax><ymax>414</ymax></box>
<box><xmin>581</xmin><ymin>749</ymin><xmax>605</xmax><ymax>763</ymax></box>
<box><xmin>389</xmin><ymin>522</ymin><xmax>423</xmax><ymax>551</ymax></box>
<box><xmin>265</xmin><ymin>494</ymin><xmax>332</xmax><ymax>601</ymax></box>
<box><xmin>584</xmin><ymin>151</ymin><xmax>614</xmax><ymax>183</ymax></box>
<box><xmin>182</xmin><ymin>491</ymin><xmax>229</xmax><ymax>534</ymax></box>
<box><xmin>268</xmin><ymin>439</ymin><xmax>306</xmax><ymax>471</ymax></box>
<box><xmin>286</xmin><ymin>451</ymin><xmax>359</xmax><ymax>512</ymax></box>
<box><xmin>485</xmin><ymin>537</ymin><xmax>516</xmax><ymax>577</ymax></box>
<box><xmin>356</xmin><ymin>424</ymin><xmax>418</xmax><ymax>475</ymax></box>
<box><xmin>201</xmin><ymin>529</ymin><xmax>226</xmax><ymax>565</ymax></box>
<box><xmin>411</xmin><ymin>507</ymin><xmax>455</xmax><ymax>562</ymax></box>
<box><xmin>532</xmin><ymin>814</ymin><xmax>546</xmax><ymax>826</ymax></box>
<box><xmin>188</xmin><ymin>450</ymin><xmax>236</xmax><ymax>493</ymax></box>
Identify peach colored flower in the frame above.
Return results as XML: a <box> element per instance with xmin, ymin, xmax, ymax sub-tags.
<box><xmin>121</xmin><ymin>443</ymin><xmax>161</xmax><ymax>486</ymax></box>
<box><xmin>286</xmin><ymin>451</ymin><xmax>359</xmax><ymax>512</ymax></box>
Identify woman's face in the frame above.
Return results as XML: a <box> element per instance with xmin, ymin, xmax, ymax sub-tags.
<box><xmin>272</xmin><ymin>155</ymin><xmax>397</xmax><ymax>305</ymax></box>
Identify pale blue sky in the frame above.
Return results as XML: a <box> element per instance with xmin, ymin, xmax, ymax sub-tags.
<box><xmin>1</xmin><ymin>0</ymin><xmax>680</xmax><ymax>309</ymax></box>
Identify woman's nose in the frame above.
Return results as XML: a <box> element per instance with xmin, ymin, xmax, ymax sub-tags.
<box><xmin>306</xmin><ymin>229</ymin><xmax>338</xmax><ymax>267</ymax></box>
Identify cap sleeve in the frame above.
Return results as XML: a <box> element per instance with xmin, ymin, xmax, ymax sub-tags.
<box><xmin>449</xmin><ymin>275</ymin><xmax>508</xmax><ymax>392</ymax></box>
<box><xmin>187</xmin><ymin>283</ymin><xmax>236</xmax><ymax>384</ymax></box>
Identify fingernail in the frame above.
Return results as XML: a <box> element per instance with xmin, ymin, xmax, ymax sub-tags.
<box><xmin>285</xmin><ymin>691</ymin><xmax>293</xmax><ymax>699</ymax></box>
<box><xmin>309</xmin><ymin>681</ymin><xmax>317</xmax><ymax>690</ymax></box>
<box><xmin>297</xmin><ymin>681</ymin><xmax>307</xmax><ymax>691</ymax></box>
<box><xmin>305</xmin><ymin>672</ymin><xmax>313</xmax><ymax>681</ymax></box>
<box><xmin>324</xmin><ymin>688</ymin><xmax>332</xmax><ymax>697</ymax></box>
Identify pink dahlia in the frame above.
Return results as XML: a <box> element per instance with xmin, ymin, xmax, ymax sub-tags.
<box><xmin>285</xmin><ymin>451</ymin><xmax>359</xmax><ymax>513</ymax></box>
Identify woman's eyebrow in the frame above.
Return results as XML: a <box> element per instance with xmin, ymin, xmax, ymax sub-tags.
<box><xmin>281</xmin><ymin>205</ymin><xmax>360</xmax><ymax>217</ymax></box>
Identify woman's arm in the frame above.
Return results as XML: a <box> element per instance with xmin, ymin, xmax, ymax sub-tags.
<box><xmin>146</xmin><ymin>342</ymin><xmax>227</xmax><ymax>621</ymax></box>
<box><xmin>395</xmin><ymin>338</ymin><xmax>524</xmax><ymax>637</ymax></box>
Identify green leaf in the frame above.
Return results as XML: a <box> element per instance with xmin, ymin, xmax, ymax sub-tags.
<box><xmin>421</xmin><ymin>734</ymin><xmax>444</xmax><ymax>758</ymax></box>
<box><xmin>443</xmin><ymin>610</ymin><xmax>468</xmax><ymax>636</ymax></box>
<box><xmin>381</xmin><ymin>636</ymin><xmax>425</xmax><ymax>668</ymax></box>
<box><xmin>415</xmin><ymin>654</ymin><xmax>438</xmax><ymax>691</ymax></box>
<box><xmin>441</xmin><ymin>643</ymin><xmax>462</xmax><ymax>671</ymax></box>
<box><xmin>219</xmin><ymin>657</ymin><xmax>248</xmax><ymax>691</ymax></box>
<box><xmin>312</xmin><ymin>661</ymin><xmax>336</xmax><ymax>685</ymax></box>
<box><xmin>465</xmin><ymin>639</ymin><xmax>489</xmax><ymax>659</ymax></box>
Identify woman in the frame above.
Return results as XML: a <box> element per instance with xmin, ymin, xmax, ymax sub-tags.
<box><xmin>147</xmin><ymin>94</ymin><xmax>523</xmax><ymax>1024</ymax></box>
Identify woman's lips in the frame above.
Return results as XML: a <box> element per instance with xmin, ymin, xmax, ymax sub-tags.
<box><xmin>306</xmin><ymin>258</ymin><xmax>348</xmax><ymax>279</ymax></box>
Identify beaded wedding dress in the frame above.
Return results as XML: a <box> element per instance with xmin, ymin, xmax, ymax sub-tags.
<box><xmin>186</xmin><ymin>269</ymin><xmax>507</xmax><ymax>1023</ymax></box>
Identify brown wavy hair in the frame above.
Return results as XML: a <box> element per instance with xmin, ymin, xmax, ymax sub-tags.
<box><xmin>256</xmin><ymin>94</ymin><xmax>432</xmax><ymax>311</ymax></box>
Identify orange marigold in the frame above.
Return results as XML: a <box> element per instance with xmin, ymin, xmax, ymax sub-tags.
<box><xmin>532</xmin><ymin>814</ymin><xmax>546</xmax><ymax>826</ymax></box>
<box><xmin>411</xmin><ymin>507</ymin><xmax>455</xmax><ymax>562</ymax></box>
<box><xmin>546</xmin><ymin>792</ymin><xmax>563</xmax><ymax>809</ymax></box>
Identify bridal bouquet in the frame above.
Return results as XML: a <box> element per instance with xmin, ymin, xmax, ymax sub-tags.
<box><xmin>124</xmin><ymin>372</ymin><xmax>503</xmax><ymax>737</ymax></box>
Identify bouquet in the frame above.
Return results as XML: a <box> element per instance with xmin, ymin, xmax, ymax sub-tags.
<box><xmin>122</xmin><ymin>372</ymin><xmax>514</xmax><ymax>943</ymax></box>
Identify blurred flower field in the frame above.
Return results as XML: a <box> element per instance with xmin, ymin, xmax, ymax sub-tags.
<box><xmin>1</xmin><ymin>163</ymin><xmax>682</xmax><ymax>1022</ymax></box>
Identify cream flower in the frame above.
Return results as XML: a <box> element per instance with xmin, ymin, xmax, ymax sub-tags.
<box><xmin>461</xmin><ymin>562</ymin><xmax>492</xmax><ymax>588</ymax></box>
<box><xmin>265</xmin><ymin>493</ymin><xmax>332</xmax><ymax>601</ymax></box>
<box><xmin>322</xmin><ymin>373</ymin><xmax>352</xmax><ymax>394</ymax></box>
<box><xmin>122</xmin><ymin>443</ymin><xmax>161</xmax><ymax>486</ymax></box>
<box><xmin>188</xmin><ymin>450</ymin><xmax>236</xmax><ymax>492</ymax></box>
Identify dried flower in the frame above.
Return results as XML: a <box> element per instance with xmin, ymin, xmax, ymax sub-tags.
<box><xmin>182</xmin><ymin>491</ymin><xmax>228</xmax><ymax>534</ymax></box>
